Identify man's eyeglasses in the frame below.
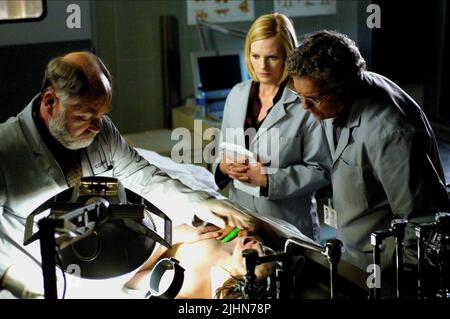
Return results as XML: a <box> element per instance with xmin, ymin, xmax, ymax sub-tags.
<box><xmin>287</xmin><ymin>79</ymin><xmax>343</xmax><ymax>108</ymax></box>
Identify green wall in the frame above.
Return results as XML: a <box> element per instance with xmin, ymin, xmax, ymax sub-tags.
<box><xmin>92</xmin><ymin>0</ymin><xmax>369</xmax><ymax>134</ymax></box>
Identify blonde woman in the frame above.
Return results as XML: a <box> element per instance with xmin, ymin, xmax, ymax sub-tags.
<box><xmin>213</xmin><ymin>14</ymin><xmax>331</xmax><ymax>242</ymax></box>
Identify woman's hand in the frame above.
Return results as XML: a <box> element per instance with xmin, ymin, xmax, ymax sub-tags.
<box><xmin>221</xmin><ymin>158</ymin><xmax>267</xmax><ymax>188</ymax></box>
<box><xmin>242</xmin><ymin>162</ymin><xmax>268</xmax><ymax>187</ymax></box>
<box><xmin>227</xmin><ymin>163</ymin><xmax>250</xmax><ymax>182</ymax></box>
<box><xmin>219</xmin><ymin>156</ymin><xmax>248</xmax><ymax>179</ymax></box>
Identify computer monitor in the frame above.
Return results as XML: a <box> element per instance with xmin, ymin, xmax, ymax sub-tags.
<box><xmin>191</xmin><ymin>50</ymin><xmax>249</xmax><ymax>119</ymax></box>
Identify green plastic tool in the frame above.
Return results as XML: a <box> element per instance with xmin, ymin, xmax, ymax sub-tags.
<box><xmin>221</xmin><ymin>227</ymin><xmax>241</xmax><ymax>243</ymax></box>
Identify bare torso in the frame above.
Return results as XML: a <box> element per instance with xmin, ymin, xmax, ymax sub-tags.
<box><xmin>162</xmin><ymin>236</ymin><xmax>234</xmax><ymax>298</ymax></box>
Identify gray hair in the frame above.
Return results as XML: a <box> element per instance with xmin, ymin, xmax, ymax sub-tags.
<box><xmin>286</xmin><ymin>30</ymin><xmax>366</xmax><ymax>88</ymax></box>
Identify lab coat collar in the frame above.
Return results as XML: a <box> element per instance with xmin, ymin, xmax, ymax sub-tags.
<box><xmin>331</xmin><ymin>97</ymin><xmax>366</xmax><ymax>166</ymax></box>
<box><xmin>19</xmin><ymin>94</ymin><xmax>48</xmax><ymax>156</ymax></box>
<box><xmin>345</xmin><ymin>97</ymin><xmax>365</xmax><ymax>129</ymax></box>
<box><xmin>18</xmin><ymin>94</ymin><xmax>67</xmax><ymax>187</ymax></box>
<box><xmin>250</xmin><ymin>86</ymin><xmax>297</xmax><ymax>149</ymax></box>
<box><xmin>236</xmin><ymin>81</ymin><xmax>252</xmax><ymax>129</ymax></box>
<box><xmin>256</xmin><ymin>87</ymin><xmax>289</xmax><ymax>130</ymax></box>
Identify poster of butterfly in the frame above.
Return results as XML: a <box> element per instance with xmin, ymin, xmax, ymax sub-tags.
<box><xmin>274</xmin><ymin>0</ymin><xmax>337</xmax><ymax>17</ymax></box>
<box><xmin>187</xmin><ymin>0</ymin><xmax>255</xmax><ymax>25</ymax></box>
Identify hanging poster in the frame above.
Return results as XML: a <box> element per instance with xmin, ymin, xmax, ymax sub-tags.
<box><xmin>274</xmin><ymin>0</ymin><xmax>337</xmax><ymax>17</ymax></box>
<box><xmin>187</xmin><ymin>0</ymin><xmax>255</xmax><ymax>25</ymax></box>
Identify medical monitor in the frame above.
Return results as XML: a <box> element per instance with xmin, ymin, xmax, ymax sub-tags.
<box><xmin>191</xmin><ymin>50</ymin><xmax>249</xmax><ymax>119</ymax></box>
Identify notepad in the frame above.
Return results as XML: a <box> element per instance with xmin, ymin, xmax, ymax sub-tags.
<box><xmin>219</xmin><ymin>142</ymin><xmax>256</xmax><ymax>164</ymax></box>
<box><xmin>219</xmin><ymin>142</ymin><xmax>261</xmax><ymax>197</ymax></box>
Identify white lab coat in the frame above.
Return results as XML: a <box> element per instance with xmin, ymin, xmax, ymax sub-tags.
<box><xmin>322</xmin><ymin>71</ymin><xmax>450</xmax><ymax>270</ymax></box>
<box><xmin>213</xmin><ymin>81</ymin><xmax>331</xmax><ymax>241</ymax></box>
<box><xmin>0</xmin><ymin>95</ymin><xmax>211</xmax><ymax>288</ymax></box>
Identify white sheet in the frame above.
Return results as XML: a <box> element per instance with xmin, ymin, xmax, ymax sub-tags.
<box><xmin>136</xmin><ymin>148</ymin><xmax>225</xmax><ymax>199</ymax></box>
<box><xmin>136</xmin><ymin>148</ymin><xmax>319</xmax><ymax>247</ymax></box>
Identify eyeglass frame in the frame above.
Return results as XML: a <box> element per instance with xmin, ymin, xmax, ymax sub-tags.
<box><xmin>287</xmin><ymin>78</ymin><xmax>348</xmax><ymax>108</ymax></box>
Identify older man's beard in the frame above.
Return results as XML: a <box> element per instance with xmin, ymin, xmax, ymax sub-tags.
<box><xmin>48</xmin><ymin>109</ymin><xmax>97</xmax><ymax>150</ymax></box>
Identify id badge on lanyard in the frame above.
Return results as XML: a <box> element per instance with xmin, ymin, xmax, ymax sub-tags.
<box><xmin>324</xmin><ymin>198</ymin><xmax>338</xmax><ymax>229</ymax></box>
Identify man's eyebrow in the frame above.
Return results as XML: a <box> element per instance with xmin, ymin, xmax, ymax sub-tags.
<box><xmin>73</xmin><ymin>109</ymin><xmax>96</xmax><ymax>117</ymax></box>
<box><xmin>300</xmin><ymin>91</ymin><xmax>320</xmax><ymax>98</ymax></box>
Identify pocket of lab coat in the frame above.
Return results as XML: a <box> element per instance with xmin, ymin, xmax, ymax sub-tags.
<box><xmin>92</xmin><ymin>164</ymin><xmax>114</xmax><ymax>177</ymax></box>
<box><xmin>332</xmin><ymin>158</ymin><xmax>369</xmax><ymax>214</ymax></box>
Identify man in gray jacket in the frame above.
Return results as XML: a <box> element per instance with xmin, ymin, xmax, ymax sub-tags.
<box><xmin>286</xmin><ymin>30</ymin><xmax>450</xmax><ymax>276</ymax></box>
<box><xmin>0</xmin><ymin>52</ymin><xmax>252</xmax><ymax>297</ymax></box>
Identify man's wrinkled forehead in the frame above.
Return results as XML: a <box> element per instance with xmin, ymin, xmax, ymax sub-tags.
<box><xmin>293</xmin><ymin>76</ymin><xmax>329</xmax><ymax>96</ymax></box>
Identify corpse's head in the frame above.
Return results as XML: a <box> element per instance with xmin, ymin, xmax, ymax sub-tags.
<box><xmin>215</xmin><ymin>234</ymin><xmax>277</xmax><ymax>299</ymax></box>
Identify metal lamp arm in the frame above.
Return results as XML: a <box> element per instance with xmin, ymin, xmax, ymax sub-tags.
<box><xmin>195</xmin><ymin>18</ymin><xmax>247</xmax><ymax>50</ymax></box>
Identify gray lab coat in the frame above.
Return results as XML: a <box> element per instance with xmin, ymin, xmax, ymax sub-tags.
<box><xmin>213</xmin><ymin>80</ymin><xmax>331</xmax><ymax>241</ymax></box>
<box><xmin>0</xmin><ymin>95</ymin><xmax>210</xmax><ymax>278</ymax></box>
<box><xmin>322</xmin><ymin>71</ymin><xmax>450</xmax><ymax>270</ymax></box>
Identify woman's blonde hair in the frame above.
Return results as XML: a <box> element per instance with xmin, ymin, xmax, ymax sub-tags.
<box><xmin>244</xmin><ymin>13</ymin><xmax>298</xmax><ymax>84</ymax></box>
<box><xmin>215</xmin><ymin>275</ymin><xmax>271</xmax><ymax>299</ymax></box>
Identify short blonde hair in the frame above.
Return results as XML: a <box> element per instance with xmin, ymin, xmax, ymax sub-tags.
<box><xmin>244</xmin><ymin>13</ymin><xmax>298</xmax><ymax>84</ymax></box>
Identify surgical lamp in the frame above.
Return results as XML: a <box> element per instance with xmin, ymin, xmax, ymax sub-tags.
<box><xmin>24</xmin><ymin>176</ymin><xmax>178</xmax><ymax>299</ymax></box>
